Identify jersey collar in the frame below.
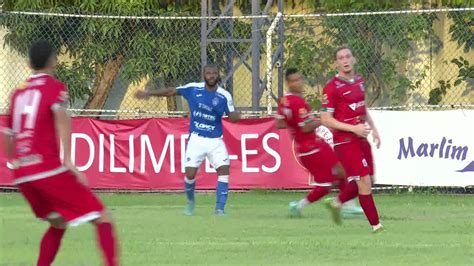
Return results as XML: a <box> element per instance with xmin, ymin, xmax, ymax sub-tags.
<box><xmin>335</xmin><ymin>74</ymin><xmax>356</xmax><ymax>84</ymax></box>
<box><xmin>285</xmin><ymin>92</ymin><xmax>304</xmax><ymax>99</ymax></box>
<box><xmin>30</xmin><ymin>73</ymin><xmax>52</xmax><ymax>79</ymax></box>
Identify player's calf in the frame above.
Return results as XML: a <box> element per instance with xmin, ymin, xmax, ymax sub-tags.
<box><xmin>332</xmin><ymin>163</ymin><xmax>346</xmax><ymax>180</ymax></box>
<box><xmin>184</xmin><ymin>167</ymin><xmax>198</xmax><ymax>215</ymax></box>
<box><xmin>92</xmin><ymin>211</ymin><xmax>119</xmax><ymax>266</ymax></box>
<box><xmin>331</xmin><ymin>164</ymin><xmax>363</xmax><ymax>218</ymax></box>
<box><xmin>38</xmin><ymin>217</ymin><xmax>67</xmax><ymax>266</ymax></box>
<box><xmin>356</xmin><ymin>175</ymin><xmax>382</xmax><ymax>231</ymax></box>
<box><xmin>215</xmin><ymin>166</ymin><xmax>230</xmax><ymax>214</ymax></box>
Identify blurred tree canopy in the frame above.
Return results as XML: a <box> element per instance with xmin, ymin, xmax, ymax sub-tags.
<box><xmin>1</xmin><ymin>0</ymin><xmax>472</xmax><ymax>110</ymax></box>
<box><xmin>284</xmin><ymin>0</ymin><xmax>473</xmax><ymax>108</ymax></box>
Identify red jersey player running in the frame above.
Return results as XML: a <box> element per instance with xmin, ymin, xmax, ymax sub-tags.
<box><xmin>276</xmin><ymin>68</ymin><xmax>345</xmax><ymax>224</ymax></box>
<box><xmin>3</xmin><ymin>41</ymin><xmax>119</xmax><ymax>265</ymax></box>
<box><xmin>321</xmin><ymin>46</ymin><xmax>383</xmax><ymax>232</ymax></box>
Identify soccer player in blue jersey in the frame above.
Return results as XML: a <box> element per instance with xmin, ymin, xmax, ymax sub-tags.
<box><xmin>136</xmin><ymin>64</ymin><xmax>240</xmax><ymax>215</ymax></box>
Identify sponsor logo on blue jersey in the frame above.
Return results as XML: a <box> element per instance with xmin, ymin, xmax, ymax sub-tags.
<box><xmin>176</xmin><ymin>82</ymin><xmax>235</xmax><ymax>138</ymax></box>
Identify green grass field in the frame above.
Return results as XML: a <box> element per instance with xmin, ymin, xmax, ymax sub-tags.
<box><xmin>1</xmin><ymin>191</ymin><xmax>473</xmax><ymax>265</ymax></box>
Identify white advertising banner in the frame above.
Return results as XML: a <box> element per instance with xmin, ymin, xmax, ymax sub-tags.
<box><xmin>369</xmin><ymin>110</ymin><xmax>474</xmax><ymax>187</ymax></box>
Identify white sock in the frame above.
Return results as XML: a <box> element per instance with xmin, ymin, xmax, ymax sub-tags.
<box><xmin>184</xmin><ymin>176</ymin><xmax>195</xmax><ymax>184</ymax></box>
<box><xmin>297</xmin><ymin>198</ymin><xmax>310</xmax><ymax>209</ymax></box>
<box><xmin>217</xmin><ymin>175</ymin><xmax>229</xmax><ymax>183</ymax></box>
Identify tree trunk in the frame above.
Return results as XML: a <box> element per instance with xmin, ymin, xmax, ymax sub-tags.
<box><xmin>83</xmin><ymin>55</ymin><xmax>125</xmax><ymax>116</ymax></box>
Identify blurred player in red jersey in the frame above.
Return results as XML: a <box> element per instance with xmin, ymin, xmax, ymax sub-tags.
<box><xmin>3</xmin><ymin>41</ymin><xmax>119</xmax><ymax>265</ymax></box>
<box><xmin>315</xmin><ymin>124</ymin><xmax>365</xmax><ymax>218</ymax></box>
<box><xmin>321</xmin><ymin>46</ymin><xmax>383</xmax><ymax>232</ymax></box>
<box><xmin>276</xmin><ymin>68</ymin><xmax>345</xmax><ymax>224</ymax></box>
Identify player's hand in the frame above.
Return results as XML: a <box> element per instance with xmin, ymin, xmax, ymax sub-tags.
<box><xmin>372</xmin><ymin>128</ymin><xmax>381</xmax><ymax>149</ymax></box>
<box><xmin>312</xmin><ymin>117</ymin><xmax>322</xmax><ymax>128</ymax></box>
<box><xmin>135</xmin><ymin>90</ymin><xmax>150</xmax><ymax>99</ymax></box>
<box><xmin>352</xmin><ymin>123</ymin><xmax>371</xmax><ymax>138</ymax></box>
<box><xmin>65</xmin><ymin>162</ymin><xmax>89</xmax><ymax>186</ymax></box>
<box><xmin>74</xmin><ymin>170</ymin><xmax>89</xmax><ymax>187</ymax></box>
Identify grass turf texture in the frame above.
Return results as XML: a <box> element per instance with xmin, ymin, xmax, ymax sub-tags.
<box><xmin>1</xmin><ymin>191</ymin><xmax>473</xmax><ymax>265</ymax></box>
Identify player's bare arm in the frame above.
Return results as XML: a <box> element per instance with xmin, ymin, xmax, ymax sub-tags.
<box><xmin>300</xmin><ymin>117</ymin><xmax>321</xmax><ymax>133</ymax></box>
<box><xmin>53</xmin><ymin>106</ymin><xmax>88</xmax><ymax>185</ymax></box>
<box><xmin>364</xmin><ymin>110</ymin><xmax>381</xmax><ymax>148</ymax></box>
<box><xmin>135</xmin><ymin>87</ymin><xmax>178</xmax><ymax>99</ymax></box>
<box><xmin>227</xmin><ymin>111</ymin><xmax>240</xmax><ymax>123</ymax></box>
<box><xmin>320</xmin><ymin>111</ymin><xmax>370</xmax><ymax>138</ymax></box>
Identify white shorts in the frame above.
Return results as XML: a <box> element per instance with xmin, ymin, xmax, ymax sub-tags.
<box><xmin>185</xmin><ymin>134</ymin><xmax>230</xmax><ymax>169</ymax></box>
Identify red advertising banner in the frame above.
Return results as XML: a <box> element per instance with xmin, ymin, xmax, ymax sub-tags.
<box><xmin>0</xmin><ymin>116</ymin><xmax>311</xmax><ymax>189</ymax></box>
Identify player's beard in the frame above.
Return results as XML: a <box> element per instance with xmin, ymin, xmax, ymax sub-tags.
<box><xmin>205</xmin><ymin>78</ymin><xmax>218</xmax><ymax>88</ymax></box>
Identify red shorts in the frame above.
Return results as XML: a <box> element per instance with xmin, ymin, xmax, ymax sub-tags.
<box><xmin>17</xmin><ymin>171</ymin><xmax>105</xmax><ymax>226</ymax></box>
<box><xmin>334</xmin><ymin>138</ymin><xmax>374</xmax><ymax>181</ymax></box>
<box><xmin>298</xmin><ymin>140</ymin><xmax>341</xmax><ymax>186</ymax></box>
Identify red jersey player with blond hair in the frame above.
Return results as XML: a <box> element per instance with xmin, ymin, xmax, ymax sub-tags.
<box><xmin>3</xmin><ymin>41</ymin><xmax>119</xmax><ymax>265</ymax></box>
<box><xmin>321</xmin><ymin>46</ymin><xmax>383</xmax><ymax>232</ymax></box>
<box><xmin>276</xmin><ymin>68</ymin><xmax>346</xmax><ymax>224</ymax></box>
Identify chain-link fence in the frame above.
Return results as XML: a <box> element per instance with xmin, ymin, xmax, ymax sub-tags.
<box><xmin>0</xmin><ymin>11</ymin><xmax>271</xmax><ymax>118</ymax></box>
<box><xmin>0</xmin><ymin>8</ymin><xmax>472</xmax><ymax>118</ymax></box>
<box><xmin>281</xmin><ymin>9</ymin><xmax>474</xmax><ymax>112</ymax></box>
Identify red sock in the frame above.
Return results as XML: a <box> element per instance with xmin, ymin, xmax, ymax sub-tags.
<box><xmin>337</xmin><ymin>180</ymin><xmax>358</xmax><ymax>203</ymax></box>
<box><xmin>306</xmin><ymin>186</ymin><xmax>331</xmax><ymax>203</ymax></box>
<box><xmin>358</xmin><ymin>194</ymin><xmax>380</xmax><ymax>226</ymax></box>
<box><xmin>96</xmin><ymin>223</ymin><xmax>118</xmax><ymax>266</ymax></box>
<box><xmin>37</xmin><ymin>227</ymin><xmax>66</xmax><ymax>266</ymax></box>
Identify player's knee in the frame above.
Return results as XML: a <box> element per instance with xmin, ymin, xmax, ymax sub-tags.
<box><xmin>216</xmin><ymin>165</ymin><xmax>230</xmax><ymax>176</ymax></box>
<box><xmin>48</xmin><ymin>217</ymin><xmax>67</xmax><ymax>229</ymax></box>
<box><xmin>185</xmin><ymin>168</ymin><xmax>198</xmax><ymax>180</ymax></box>
<box><xmin>357</xmin><ymin>176</ymin><xmax>372</xmax><ymax>195</ymax></box>
<box><xmin>93</xmin><ymin>211</ymin><xmax>113</xmax><ymax>225</ymax></box>
<box><xmin>186</xmin><ymin>174</ymin><xmax>196</xmax><ymax>180</ymax></box>
<box><xmin>333</xmin><ymin>164</ymin><xmax>346</xmax><ymax>179</ymax></box>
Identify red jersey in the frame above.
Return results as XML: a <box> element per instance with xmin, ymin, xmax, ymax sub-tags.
<box><xmin>6</xmin><ymin>74</ymin><xmax>69</xmax><ymax>184</ymax></box>
<box><xmin>277</xmin><ymin>93</ymin><xmax>318</xmax><ymax>153</ymax></box>
<box><xmin>322</xmin><ymin>74</ymin><xmax>367</xmax><ymax>143</ymax></box>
